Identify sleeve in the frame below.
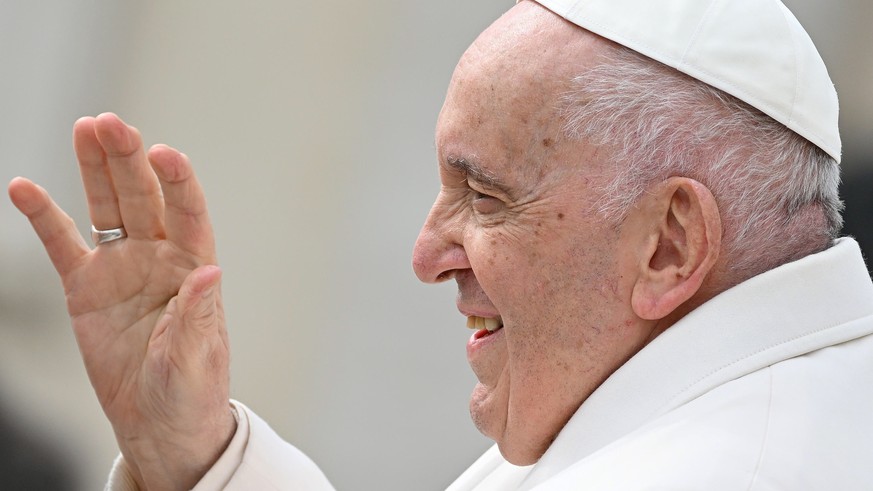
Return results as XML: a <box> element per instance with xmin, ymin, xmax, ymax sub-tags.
<box><xmin>220</xmin><ymin>400</ymin><xmax>335</xmax><ymax>490</ymax></box>
<box><xmin>105</xmin><ymin>454</ymin><xmax>139</xmax><ymax>491</ymax></box>
<box><xmin>104</xmin><ymin>400</ymin><xmax>334</xmax><ymax>491</ymax></box>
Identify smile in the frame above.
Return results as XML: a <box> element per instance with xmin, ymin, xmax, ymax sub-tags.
<box><xmin>467</xmin><ymin>315</ymin><xmax>504</xmax><ymax>336</ymax></box>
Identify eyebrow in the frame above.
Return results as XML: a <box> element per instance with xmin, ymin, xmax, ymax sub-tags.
<box><xmin>444</xmin><ymin>156</ymin><xmax>515</xmax><ymax>198</ymax></box>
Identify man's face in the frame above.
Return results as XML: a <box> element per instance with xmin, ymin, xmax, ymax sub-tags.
<box><xmin>412</xmin><ymin>2</ymin><xmax>658</xmax><ymax>464</ymax></box>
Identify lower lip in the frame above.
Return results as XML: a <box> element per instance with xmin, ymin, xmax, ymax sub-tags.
<box><xmin>466</xmin><ymin>326</ymin><xmax>504</xmax><ymax>359</ymax></box>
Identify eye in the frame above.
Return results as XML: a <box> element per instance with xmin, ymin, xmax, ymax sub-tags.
<box><xmin>471</xmin><ymin>190</ymin><xmax>503</xmax><ymax>214</ymax></box>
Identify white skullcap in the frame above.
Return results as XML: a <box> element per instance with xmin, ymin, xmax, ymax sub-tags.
<box><xmin>533</xmin><ymin>0</ymin><xmax>842</xmax><ymax>162</ymax></box>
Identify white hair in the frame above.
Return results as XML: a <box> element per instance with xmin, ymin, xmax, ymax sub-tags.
<box><xmin>560</xmin><ymin>44</ymin><xmax>844</xmax><ymax>281</ymax></box>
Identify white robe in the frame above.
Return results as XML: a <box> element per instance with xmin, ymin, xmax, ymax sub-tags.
<box><xmin>108</xmin><ymin>238</ymin><xmax>873</xmax><ymax>490</ymax></box>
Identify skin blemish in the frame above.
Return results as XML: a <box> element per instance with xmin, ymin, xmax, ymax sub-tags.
<box><xmin>542</xmin><ymin>138</ymin><xmax>554</xmax><ymax>147</ymax></box>
<box><xmin>558</xmin><ymin>213</ymin><xmax>565</xmax><ymax>220</ymax></box>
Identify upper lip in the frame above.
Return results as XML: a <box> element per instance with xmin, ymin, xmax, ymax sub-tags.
<box><xmin>456</xmin><ymin>304</ymin><xmax>501</xmax><ymax>319</ymax></box>
<box><xmin>455</xmin><ymin>271</ymin><xmax>499</xmax><ymax>319</ymax></box>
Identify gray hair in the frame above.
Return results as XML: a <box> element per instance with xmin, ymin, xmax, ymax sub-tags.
<box><xmin>560</xmin><ymin>44</ymin><xmax>844</xmax><ymax>282</ymax></box>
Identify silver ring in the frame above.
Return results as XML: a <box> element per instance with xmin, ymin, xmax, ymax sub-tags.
<box><xmin>91</xmin><ymin>225</ymin><xmax>127</xmax><ymax>246</ymax></box>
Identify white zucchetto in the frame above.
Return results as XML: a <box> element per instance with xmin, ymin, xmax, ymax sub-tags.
<box><xmin>533</xmin><ymin>0</ymin><xmax>841</xmax><ymax>162</ymax></box>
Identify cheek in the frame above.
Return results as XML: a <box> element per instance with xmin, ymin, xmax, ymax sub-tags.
<box><xmin>468</xmin><ymin>201</ymin><xmax>625</xmax><ymax>323</ymax></box>
<box><xmin>481</xmin><ymin>221</ymin><xmax>625</xmax><ymax>348</ymax></box>
<box><xmin>469</xmin><ymin>224</ymin><xmax>547</xmax><ymax>276</ymax></box>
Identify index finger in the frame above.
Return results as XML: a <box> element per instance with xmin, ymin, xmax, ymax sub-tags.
<box><xmin>8</xmin><ymin>177</ymin><xmax>90</xmax><ymax>278</ymax></box>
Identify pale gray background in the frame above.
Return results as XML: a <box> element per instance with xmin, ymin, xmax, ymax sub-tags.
<box><xmin>1</xmin><ymin>1</ymin><xmax>870</xmax><ymax>490</ymax></box>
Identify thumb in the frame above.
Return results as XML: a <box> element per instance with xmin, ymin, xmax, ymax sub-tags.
<box><xmin>176</xmin><ymin>265</ymin><xmax>224</xmax><ymax>334</ymax></box>
<box><xmin>151</xmin><ymin>265</ymin><xmax>228</xmax><ymax>377</ymax></box>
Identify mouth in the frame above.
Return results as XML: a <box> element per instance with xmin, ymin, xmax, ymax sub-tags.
<box><xmin>467</xmin><ymin>315</ymin><xmax>504</xmax><ymax>339</ymax></box>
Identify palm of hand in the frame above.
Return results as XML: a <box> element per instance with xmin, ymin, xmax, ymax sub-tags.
<box><xmin>70</xmin><ymin>240</ymin><xmax>222</xmax><ymax>431</ymax></box>
<box><xmin>9</xmin><ymin>113</ymin><xmax>234</xmax><ymax>490</ymax></box>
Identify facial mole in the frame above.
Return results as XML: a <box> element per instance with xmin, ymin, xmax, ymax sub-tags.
<box><xmin>558</xmin><ymin>213</ymin><xmax>565</xmax><ymax>220</ymax></box>
<box><xmin>542</xmin><ymin>138</ymin><xmax>554</xmax><ymax>148</ymax></box>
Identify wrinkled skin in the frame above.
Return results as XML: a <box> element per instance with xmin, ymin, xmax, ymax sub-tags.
<box><xmin>413</xmin><ymin>2</ymin><xmax>693</xmax><ymax>465</ymax></box>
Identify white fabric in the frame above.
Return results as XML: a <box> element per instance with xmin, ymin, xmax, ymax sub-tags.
<box><xmin>219</xmin><ymin>400</ymin><xmax>334</xmax><ymax>490</ymax></box>
<box><xmin>106</xmin><ymin>238</ymin><xmax>873</xmax><ymax>489</ymax></box>
<box><xmin>193</xmin><ymin>402</ymin><xmax>249</xmax><ymax>490</ymax></box>
<box><xmin>105</xmin><ymin>400</ymin><xmax>334</xmax><ymax>491</ymax></box>
<box><xmin>532</xmin><ymin>0</ymin><xmax>841</xmax><ymax>162</ymax></box>
<box><xmin>105</xmin><ymin>454</ymin><xmax>138</xmax><ymax>491</ymax></box>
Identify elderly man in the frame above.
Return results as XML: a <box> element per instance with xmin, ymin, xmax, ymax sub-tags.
<box><xmin>8</xmin><ymin>0</ymin><xmax>873</xmax><ymax>489</ymax></box>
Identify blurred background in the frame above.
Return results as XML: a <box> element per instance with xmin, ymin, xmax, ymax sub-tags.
<box><xmin>0</xmin><ymin>1</ymin><xmax>870</xmax><ymax>489</ymax></box>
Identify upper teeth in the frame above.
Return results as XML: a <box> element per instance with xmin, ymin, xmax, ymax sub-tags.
<box><xmin>466</xmin><ymin>316</ymin><xmax>503</xmax><ymax>332</ymax></box>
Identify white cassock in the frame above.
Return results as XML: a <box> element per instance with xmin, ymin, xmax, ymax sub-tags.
<box><xmin>107</xmin><ymin>238</ymin><xmax>873</xmax><ymax>490</ymax></box>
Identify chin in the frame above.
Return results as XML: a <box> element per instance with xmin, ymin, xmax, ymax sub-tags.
<box><xmin>470</xmin><ymin>386</ymin><xmax>554</xmax><ymax>466</ymax></box>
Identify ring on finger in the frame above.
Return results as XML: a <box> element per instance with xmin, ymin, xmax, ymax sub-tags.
<box><xmin>91</xmin><ymin>225</ymin><xmax>127</xmax><ymax>246</ymax></box>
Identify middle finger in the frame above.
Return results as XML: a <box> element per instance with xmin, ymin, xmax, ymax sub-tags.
<box><xmin>74</xmin><ymin>116</ymin><xmax>123</xmax><ymax>231</ymax></box>
<box><xmin>93</xmin><ymin>112</ymin><xmax>165</xmax><ymax>240</ymax></box>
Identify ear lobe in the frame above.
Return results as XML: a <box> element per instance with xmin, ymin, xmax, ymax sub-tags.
<box><xmin>630</xmin><ymin>178</ymin><xmax>721</xmax><ymax>320</ymax></box>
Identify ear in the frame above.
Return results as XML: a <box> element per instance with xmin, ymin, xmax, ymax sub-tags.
<box><xmin>626</xmin><ymin>177</ymin><xmax>722</xmax><ymax>320</ymax></box>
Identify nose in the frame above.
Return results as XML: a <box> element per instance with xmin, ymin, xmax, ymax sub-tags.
<box><xmin>412</xmin><ymin>202</ymin><xmax>470</xmax><ymax>283</ymax></box>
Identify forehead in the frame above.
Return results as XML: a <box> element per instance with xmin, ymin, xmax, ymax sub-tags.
<box><xmin>435</xmin><ymin>2</ymin><xmax>607</xmax><ymax>182</ymax></box>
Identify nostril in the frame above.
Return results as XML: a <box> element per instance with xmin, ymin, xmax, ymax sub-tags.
<box><xmin>412</xmin><ymin>228</ymin><xmax>470</xmax><ymax>284</ymax></box>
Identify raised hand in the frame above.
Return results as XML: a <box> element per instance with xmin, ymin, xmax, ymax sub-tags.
<box><xmin>8</xmin><ymin>113</ymin><xmax>235</xmax><ymax>490</ymax></box>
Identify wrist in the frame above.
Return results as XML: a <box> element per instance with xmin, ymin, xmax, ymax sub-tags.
<box><xmin>115</xmin><ymin>406</ymin><xmax>237</xmax><ymax>491</ymax></box>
